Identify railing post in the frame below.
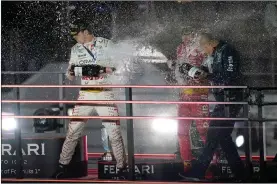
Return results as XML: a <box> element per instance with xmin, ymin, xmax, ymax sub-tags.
<box><xmin>125</xmin><ymin>87</ymin><xmax>135</xmax><ymax>180</ymax></box>
<box><xmin>58</xmin><ymin>74</ymin><xmax>66</xmax><ymax>133</ymax></box>
<box><xmin>14</xmin><ymin>75</ymin><xmax>23</xmax><ymax>179</ymax></box>
<box><xmin>270</xmin><ymin>38</ymin><xmax>276</xmax><ymax>87</ymax></box>
<box><xmin>257</xmin><ymin>90</ymin><xmax>266</xmax><ymax>181</ymax></box>
<box><xmin>243</xmin><ymin>88</ymin><xmax>252</xmax><ymax>181</ymax></box>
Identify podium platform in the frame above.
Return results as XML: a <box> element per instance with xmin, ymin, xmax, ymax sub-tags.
<box><xmin>1</xmin><ymin>135</ymin><xmax>88</xmax><ymax>178</ymax></box>
<box><xmin>98</xmin><ymin>159</ymin><xmax>277</xmax><ymax>182</ymax></box>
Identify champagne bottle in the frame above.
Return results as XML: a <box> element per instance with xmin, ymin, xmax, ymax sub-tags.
<box><xmin>70</xmin><ymin>65</ymin><xmax>115</xmax><ymax>77</ymax></box>
<box><xmin>179</xmin><ymin>63</ymin><xmax>203</xmax><ymax>79</ymax></box>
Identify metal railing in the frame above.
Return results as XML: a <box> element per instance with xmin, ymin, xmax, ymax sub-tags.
<box><xmin>2</xmin><ymin>71</ymin><xmax>277</xmax><ymax>76</ymax></box>
<box><xmin>1</xmin><ymin>71</ymin><xmax>277</xmax><ymax>182</ymax></box>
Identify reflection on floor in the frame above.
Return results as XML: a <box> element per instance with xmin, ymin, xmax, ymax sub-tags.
<box><xmin>1</xmin><ymin>176</ymin><xmax>206</xmax><ymax>183</ymax></box>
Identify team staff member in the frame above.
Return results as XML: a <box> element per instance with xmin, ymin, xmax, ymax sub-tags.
<box><xmin>53</xmin><ymin>20</ymin><xmax>127</xmax><ymax>178</ymax></box>
<box><xmin>181</xmin><ymin>32</ymin><xmax>245</xmax><ymax>181</ymax></box>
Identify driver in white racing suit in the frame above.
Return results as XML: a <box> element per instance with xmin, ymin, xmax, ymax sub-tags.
<box><xmin>53</xmin><ymin>20</ymin><xmax>127</xmax><ymax>178</ymax></box>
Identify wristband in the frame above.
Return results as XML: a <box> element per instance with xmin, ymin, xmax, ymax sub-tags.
<box><xmin>74</xmin><ymin>67</ymin><xmax>83</xmax><ymax>76</ymax></box>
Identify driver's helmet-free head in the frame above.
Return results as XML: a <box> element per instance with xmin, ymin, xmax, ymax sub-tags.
<box><xmin>69</xmin><ymin>19</ymin><xmax>89</xmax><ymax>36</ymax></box>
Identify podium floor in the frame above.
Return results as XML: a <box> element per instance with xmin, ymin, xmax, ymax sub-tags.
<box><xmin>1</xmin><ymin>175</ymin><xmax>209</xmax><ymax>183</ymax></box>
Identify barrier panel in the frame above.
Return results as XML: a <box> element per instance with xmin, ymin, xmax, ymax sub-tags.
<box><xmin>1</xmin><ymin>135</ymin><xmax>87</xmax><ymax>178</ymax></box>
<box><xmin>1</xmin><ymin>80</ymin><xmax>277</xmax><ymax>182</ymax></box>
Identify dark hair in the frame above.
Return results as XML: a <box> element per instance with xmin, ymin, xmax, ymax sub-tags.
<box><xmin>85</xmin><ymin>24</ymin><xmax>94</xmax><ymax>35</ymax></box>
<box><xmin>70</xmin><ymin>19</ymin><xmax>94</xmax><ymax>36</ymax></box>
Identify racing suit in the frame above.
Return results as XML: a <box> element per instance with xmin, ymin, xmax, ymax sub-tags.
<box><xmin>59</xmin><ymin>37</ymin><xmax>127</xmax><ymax>169</ymax></box>
<box><xmin>175</xmin><ymin>35</ymin><xmax>210</xmax><ymax>162</ymax></box>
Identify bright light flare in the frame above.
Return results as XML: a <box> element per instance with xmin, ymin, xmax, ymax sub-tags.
<box><xmin>152</xmin><ymin>118</ymin><xmax>178</xmax><ymax>133</ymax></box>
<box><xmin>236</xmin><ymin>135</ymin><xmax>244</xmax><ymax>147</ymax></box>
<box><xmin>1</xmin><ymin>112</ymin><xmax>17</xmax><ymax>131</ymax></box>
<box><xmin>67</xmin><ymin>108</ymin><xmax>73</xmax><ymax>116</ymax></box>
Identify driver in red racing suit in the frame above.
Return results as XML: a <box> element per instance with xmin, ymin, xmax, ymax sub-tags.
<box><xmin>173</xmin><ymin>27</ymin><xmax>211</xmax><ymax>168</ymax></box>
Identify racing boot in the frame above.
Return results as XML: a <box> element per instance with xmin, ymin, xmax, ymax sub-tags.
<box><xmin>178</xmin><ymin>159</ymin><xmax>209</xmax><ymax>182</ymax></box>
<box><xmin>52</xmin><ymin>163</ymin><xmax>69</xmax><ymax>179</ymax></box>
<box><xmin>116</xmin><ymin>155</ymin><xmax>129</xmax><ymax>180</ymax></box>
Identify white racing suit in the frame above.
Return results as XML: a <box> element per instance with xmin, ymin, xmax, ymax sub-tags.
<box><xmin>59</xmin><ymin>37</ymin><xmax>127</xmax><ymax>169</ymax></box>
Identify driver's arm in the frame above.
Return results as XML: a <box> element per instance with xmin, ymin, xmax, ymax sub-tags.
<box><xmin>66</xmin><ymin>47</ymin><xmax>77</xmax><ymax>81</ymax></box>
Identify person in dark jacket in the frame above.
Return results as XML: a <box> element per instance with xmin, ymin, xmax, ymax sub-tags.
<box><xmin>180</xmin><ymin>33</ymin><xmax>245</xmax><ymax>181</ymax></box>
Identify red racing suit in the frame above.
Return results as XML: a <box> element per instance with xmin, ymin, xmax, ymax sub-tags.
<box><xmin>175</xmin><ymin>36</ymin><xmax>210</xmax><ymax>163</ymax></box>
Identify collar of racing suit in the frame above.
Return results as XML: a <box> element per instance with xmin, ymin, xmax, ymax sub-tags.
<box><xmin>83</xmin><ymin>39</ymin><xmax>96</xmax><ymax>48</ymax></box>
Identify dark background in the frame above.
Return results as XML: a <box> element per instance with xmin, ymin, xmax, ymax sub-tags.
<box><xmin>1</xmin><ymin>1</ymin><xmax>277</xmax><ymax>87</ymax></box>
<box><xmin>1</xmin><ymin>1</ymin><xmax>277</xmax><ymax>166</ymax></box>
<box><xmin>1</xmin><ymin>1</ymin><xmax>117</xmax><ymax>87</ymax></box>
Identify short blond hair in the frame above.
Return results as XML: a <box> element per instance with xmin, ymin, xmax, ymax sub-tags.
<box><xmin>199</xmin><ymin>32</ymin><xmax>219</xmax><ymax>44</ymax></box>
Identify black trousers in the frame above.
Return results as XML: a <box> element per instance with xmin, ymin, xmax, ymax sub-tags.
<box><xmin>191</xmin><ymin>89</ymin><xmax>245</xmax><ymax>178</ymax></box>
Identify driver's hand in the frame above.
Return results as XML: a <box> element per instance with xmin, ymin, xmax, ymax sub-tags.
<box><xmin>67</xmin><ymin>73</ymin><xmax>74</xmax><ymax>81</ymax></box>
<box><xmin>167</xmin><ymin>60</ymin><xmax>176</xmax><ymax>69</ymax></box>
<box><xmin>198</xmin><ymin>72</ymin><xmax>208</xmax><ymax>80</ymax></box>
<box><xmin>66</xmin><ymin>64</ymin><xmax>75</xmax><ymax>81</ymax></box>
<box><xmin>105</xmin><ymin>67</ymin><xmax>116</xmax><ymax>74</ymax></box>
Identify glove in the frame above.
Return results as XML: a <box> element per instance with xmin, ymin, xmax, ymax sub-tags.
<box><xmin>167</xmin><ymin>60</ymin><xmax>176</xmax><ymax>69</ymax></box>
<box><xmin>66</xmin><ymin>64</ymin><xmax>75</xmax><ymax>80</ymax></box>
<box><xmin>105</xmin><ymin>67</ymin><xmax>116</xmax><ymax>73</ymax></box>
